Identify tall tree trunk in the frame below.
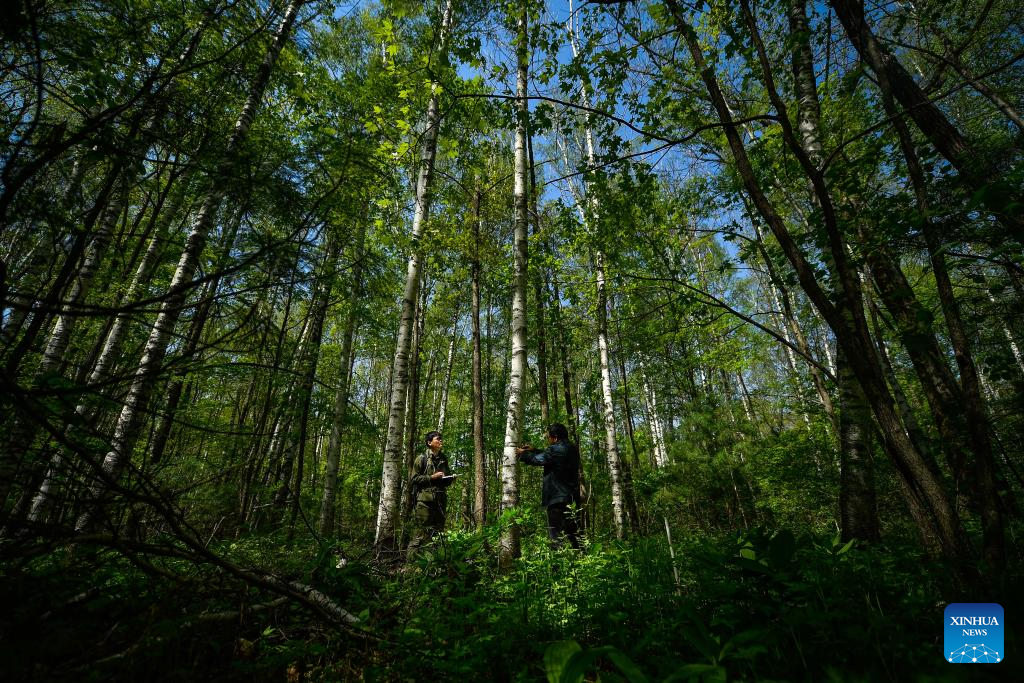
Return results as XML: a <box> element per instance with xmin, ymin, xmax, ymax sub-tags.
<box><xmin>595</xmin><ymin>252</ymin><xmax>628</xmax><ymax>538</ymax></box>
<box><xmin>319</xmin><ymin>221</ymin><xmax>366</xmax><ymax>536</ymax></box>
<box><xmin>882</xmin><ymin>85</ymin><xmax>1004</xmax><ymax>568</ymax></box>
<box><xmin>436</xmin><ymin>308</ymin><xmax>459</xmax><ymax>433</ymax></box>
<box><xmin>471</xmin><ymin>189</ymin><xmax>486</xmax><ymax>530</ymax></box>
<box><xmin>640</xmin><ymin>361</ymin><xmax>668</xmax><ymax>468</ymax></box>
<box><xmin>615</xmin><ymin>334</ymin><xmax>641</xmax><ymax>471</ymax></box>
<box><xmin>498</xmin><ymin>1</ymin><xmax>530</xmax><ymax>568</ymax></box>
<box><xmin>150</xmin><ymin>207</ymin><xmax>245</xmax><ymax>465</ymax></box>
<box><xmin>552</xmin><ymin>274</ymin><xmax>578</xmax><ymax>441</ymax></box>
<box><xmin>671</xmin><ymin>0</ymin><xmax>973</xmax><ymax>569</ymax></box>
<box><xmin>374</xmin><ymin>0</ymin><xmax>455</xmax><ymax>551</ymax></box>
<box><xmin>527</xmin><ymin>132</ymin><xmax>550</xmax><ymax>425</ymax></box>
<box><xmin>837</xmin><ymin>349</ymin><xmax>880</xmax><ymax>542</ymax></box>
<box><xmin>74</xmin><ymin>0</ymin><xmax>304</xmax><ymax>532</ymax></box>
<box><xmin>401</xmin><ymin>277</ymin><xmax>428</xmax><ymax>523</ymax></box>
<box><xmin>567</xmin><ymin>7</ymin><xmax>635</xmax><ymax>535</ymax></box>
<box><xmin>787</xmin><ymin>0</ymin><xmax>879</xmax><ymax>538</ymax></box>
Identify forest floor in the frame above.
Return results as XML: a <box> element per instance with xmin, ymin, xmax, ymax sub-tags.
<box><xmin>1</xmin><ymin>519</ymin><xmax>1020</xmax><ymax>682</ymax></box>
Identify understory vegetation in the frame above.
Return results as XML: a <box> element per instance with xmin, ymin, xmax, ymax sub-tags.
<box><xmin>3</xmin><ymin>517</ymin><xmax>1021</xmax><ymax>681</ymax></box>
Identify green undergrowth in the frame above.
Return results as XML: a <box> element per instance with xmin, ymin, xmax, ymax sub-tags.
<box><xmin>1</xmin><ymin>522</ymin><xmax>1019</xmax><ymax>682</ymax></box>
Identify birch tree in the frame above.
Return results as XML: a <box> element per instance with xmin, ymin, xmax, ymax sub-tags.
<box><xmin>471</xmin><ymin>189</ymin><xmax>487</xmax><ymax>529</ymax></box>
<box><xmin>498</xmin><ymin>0</ymin><xmax>530</xmax><ymax>567</ymax></box>
<box><xmin>75</xmin><ymin>0</ymin><xmax>304</xmax><ymax>532</ymax></box>
<box><xmin>373</xmin><ymin>0</ymin><xmax>456</xmax><ymax>550</ymax></box>
<box><xmin>562</xmin><ymin>4</ymin><xmax>630</xmax><ymax>537</ymax></box>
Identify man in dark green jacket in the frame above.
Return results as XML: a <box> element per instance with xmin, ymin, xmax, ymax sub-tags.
<box><xmin>516</xmin><ymin>423</ymin><xmax>582</xmax><ymax>550</ymax></box>
<box><xmin>407</xmin><ymin>430</ymin><xmax>454</xmax><ymax>558</ymax></box>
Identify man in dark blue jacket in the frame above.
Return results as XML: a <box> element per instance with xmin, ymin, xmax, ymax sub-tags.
<box><xmin>516</xmin><ymin>423</ymin><xmax>582</xmax><ymax>550</ymax></box>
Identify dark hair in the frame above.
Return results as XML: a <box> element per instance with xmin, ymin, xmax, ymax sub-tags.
<box><xmin>546</xmin><ymin>423</ymin><xmax>569</xmax><ymax>441</ymax></box>
<box><xmin>424</xmin><ymin>431</ymin><xmax>442</xmax><ymax>446</ymax></box>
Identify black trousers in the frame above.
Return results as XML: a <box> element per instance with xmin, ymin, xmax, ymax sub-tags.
<box><xmin>546</xmin><ymin>502</ymin><xmax>581</xmax><ymax>550</ymax></box>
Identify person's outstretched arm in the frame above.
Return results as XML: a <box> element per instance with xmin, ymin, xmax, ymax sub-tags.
<box><xmin>516</xmin><ymin>443</ymin><xmax>562</xmax><ymax>467</ymax></box>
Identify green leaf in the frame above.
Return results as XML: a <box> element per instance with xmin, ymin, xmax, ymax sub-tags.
<box><xmin>605</xmin><ymin>649</ymin><xmax>650</xmax><ymax>683</ymax></box>
<box><xmin>544</xmin><ymin>640</ymin><xmax>582</xmax><ymax>683</ymax></box>
<box><xmin>560</xmin><ymin>647</ymin><xmax>612</xmax><ymax>683</ymax></box>
<box><xmin>837</xmin><ymin>538</ymin><xmax>856</xmax><ymax>555</ymax></box>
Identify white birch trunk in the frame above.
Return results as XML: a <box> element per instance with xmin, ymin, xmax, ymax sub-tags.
<box><xmin>596</xmin><ymin>252</ymin><xmax>627</xmax><ymax>537</ymax></box>
<box><xmin>436</xmin><ymin>319</ymin><xmax>458</xmax><ymax>432</ymax></box>
<box><xmin>640</xmin><ymin>361</ymin><xmax>668</xmax><ymax>469</ymax></box>
<box><xmin>26</xmin><ymin>195</ymin><xmax>179</xmax><ymax>525</ymax></box>
<box><xmin>822</xmin><ymin>329</ymin><xmax>837</xmax><ymax>377</ymax></box>
<box><xmin>75</xmin><ymin>0</ymin><xmax>303</xmax><ymax>532</ymax></box>
<box><xmin>568</xmin><ymin>4</ymin><xmax>627</xmax><ymax>535</ymax></box>
<box><xmin>498</xmin><ymin>1</ymin><xmax>530</xmax><ymax>567</ymax></box>
<box><xmin>85</xmin><ymin>181</ymin><xmax>188</xmax><ymax>390</ymax></box>
<box><xmin>37</xmin><ymin>192</ymin><xmax>122</xmax><ymax>378</ymax></box>
<box><xmin>471</xmin><ymin>190</ymin><xmax>486</xmax><ymax>529</ymax></box>
<box><xmin>737</xmin><ymin>371</ymin><xmax>756</xmax><ymax>423</ymax></box>
<box><xmin>374</xmin><ymin>0</ymin><xmax>455</xmax><ymax>548</ymax></box>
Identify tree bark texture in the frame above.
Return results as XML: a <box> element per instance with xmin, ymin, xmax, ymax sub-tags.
<box><xmin>595</xmin><ymin>251</ymin><xmax>628</xmax><ymax>538</ymax></box>
<box><xmin>498</xmin><ymin>2</ymin><xmax>530</xmax><ymax>568</ymax></box>
<box><xmin>837</xmin><ymin>349</ymin><xmax>880</xmax><ymax>542</ymax></box>
<box><xmin>471</xmin><ymin>190</ymin><xmax>486</xmax><ymax>530</ymax></box>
